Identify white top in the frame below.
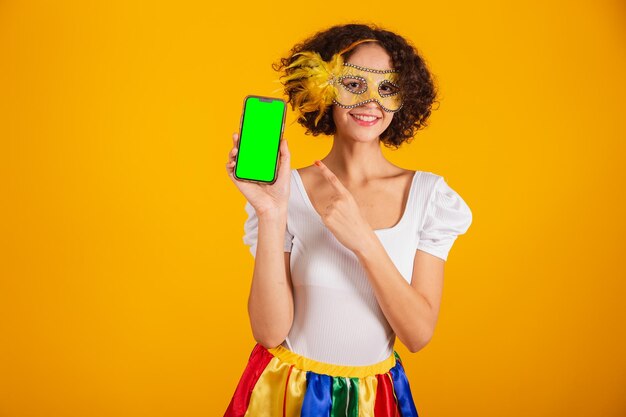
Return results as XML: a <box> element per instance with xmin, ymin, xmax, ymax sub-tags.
<box><xmin>243</xmin><ymin>168</ymin><xmax>473</xmax><ymax>366</ymax></box>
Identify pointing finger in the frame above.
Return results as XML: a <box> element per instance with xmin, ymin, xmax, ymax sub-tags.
<box><xmin>314</xmin><ymin>160</ymin><xmax>347</xmax><ymax>194</ymax></box>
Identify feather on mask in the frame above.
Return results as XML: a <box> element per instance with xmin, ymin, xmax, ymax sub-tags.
<box><xmin>280</xmin><ymin>50</ymin><xmax>344</xmax><ymax>126</ymax></box>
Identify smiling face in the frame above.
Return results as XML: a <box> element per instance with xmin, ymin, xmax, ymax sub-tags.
<box><xmin>332</xmin><ymin>42</ymin><xmax>397</xmax><ymax>143</ymax></box>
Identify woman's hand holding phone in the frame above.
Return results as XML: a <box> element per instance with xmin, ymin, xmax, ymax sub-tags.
<box><xmin>226</xmin><ymin>132</ymin><xmax>291</xmax><ymax>217</ymax></box>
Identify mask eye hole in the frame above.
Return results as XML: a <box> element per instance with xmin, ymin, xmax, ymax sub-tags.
<box><xmin>378</xmin><ymin>81</ymin><xmax>400</xmax><ymax>97</ymax></box>
<box><xmin>339</xmin><ymin>76</ymin><xmax>368</xmax><ymax>94</ymax></box>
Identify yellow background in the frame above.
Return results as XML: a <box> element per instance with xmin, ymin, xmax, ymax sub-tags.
<box><xmin>1</xmin><ymin>0</ymin><xmax>625</xmax><ymax>416</ymax></box>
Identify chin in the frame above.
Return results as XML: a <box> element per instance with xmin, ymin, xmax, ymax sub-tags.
<box><xmin>352</xmin><ymin>131</ymin><xmax>384</xmax><ymax>142</ymax></box>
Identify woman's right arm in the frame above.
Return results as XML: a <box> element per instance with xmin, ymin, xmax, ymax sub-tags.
<box><xmin>247</xmin><ymin>208</ymin><xmax>294</xmax><ymax>348</ymax></box>
<box><xmin>225</xmin><ymin>132</ymin><xmax>294</xmax><ymax>349</ymax></box>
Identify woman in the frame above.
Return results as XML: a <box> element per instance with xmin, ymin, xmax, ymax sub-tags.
<box><xmin>224</xmin><ymin>23</ymin><xmax>473</xmax><ymax>417</ymax></box>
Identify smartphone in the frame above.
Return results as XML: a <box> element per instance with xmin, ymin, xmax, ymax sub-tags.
<box><xmin>234</xmin><ymin>95</ymin><xmax>287</xmax><ymax>184</ymax></box>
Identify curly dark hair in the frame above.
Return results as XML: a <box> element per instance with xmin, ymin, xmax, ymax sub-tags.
<box><xmin>272</xmin><ymin>23</ymin><xmax>440</xmax><ymax>149</ymax></box>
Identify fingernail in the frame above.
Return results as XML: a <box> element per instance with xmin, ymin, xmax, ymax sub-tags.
<box><xmin>314</xmin><ymin>160</ymin><xmax>320</xmax><ymax>166</ymax></box>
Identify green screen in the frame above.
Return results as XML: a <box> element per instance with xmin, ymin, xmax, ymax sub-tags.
<box><xmin>235</xmin><ymin>97</ymin><xmax>285</xmax><ymax>182</ymax></box>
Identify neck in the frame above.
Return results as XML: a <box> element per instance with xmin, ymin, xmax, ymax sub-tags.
<box><xmin>321</xmin><ymin>133</ymin><xmax>393</xmax><ymax>185</ymax></box>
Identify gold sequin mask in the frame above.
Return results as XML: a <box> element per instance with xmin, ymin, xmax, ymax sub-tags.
<box><xmin>331</xmin><ymin>62</ymin><xmax>402</xmax><ymax>113</ymax></box>
<box><xmin>277</xmin><ymin>39</ymin><xmax>404</xmax><ymax>126</ymax></box>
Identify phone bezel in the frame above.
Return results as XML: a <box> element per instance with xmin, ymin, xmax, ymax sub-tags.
<box><xmin>233</xmin><ymin>95</ymin><xmax>287</xmax><ymax>185</ymax></box>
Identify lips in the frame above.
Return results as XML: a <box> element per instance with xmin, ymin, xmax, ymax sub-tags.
<box><xmin>349</xmin><ymin>112</ymin><xmax>381</xmax><ymax>126</ymax></box>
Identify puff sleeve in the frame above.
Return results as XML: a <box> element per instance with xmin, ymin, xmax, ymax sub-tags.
<box><xmin>417</xmin><ymin>177</ymin><xmax>473</xmax><ymax>261</ymax></box>
<box><xmin>242</xmin><ymin>201</ymin><xmax>294</xmax><ymax>258</ymax></box>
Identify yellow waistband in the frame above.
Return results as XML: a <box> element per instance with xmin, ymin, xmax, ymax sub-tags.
<box><xmin>266</xmin><ymin>344</ymin><xmax>396</xmax><ymax>378</ymax></box>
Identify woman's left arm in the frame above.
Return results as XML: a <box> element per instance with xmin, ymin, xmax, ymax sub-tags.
<box><xmin>355</xmin><ymin>237</ymin><xmax>444</xmax><ymax>353</ymax></box>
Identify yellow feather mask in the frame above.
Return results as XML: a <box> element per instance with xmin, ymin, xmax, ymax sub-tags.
<box><xmin>277</xmin><ymin>39</ymin><xmax>385</xmax><ymax>127</ymax></box>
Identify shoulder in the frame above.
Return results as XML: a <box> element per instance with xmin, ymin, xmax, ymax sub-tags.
<box><xmin>413</xmin><ymin>170</ymin><xmax>472</xmax><ymax>219</ymax></box>
<box><xmin>420</xmin><ymin>172</ymin><xmax>472</xmax><ymax>225</ymax></box>
<box><xmin>417</xmin><ymin>170</ymin><xmax>468</xmax><ymax>199</ymax></box>
<box><xmin>414</xmin><ymin>169</ymin><xmax>442</xmax><ymax>183</ymax></box>
<box><xmin>412</xmin><ymin>170</ymin><xmax>444</xmax><ymax>198</ymax></box>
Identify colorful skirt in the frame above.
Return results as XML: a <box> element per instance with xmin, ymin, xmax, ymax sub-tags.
<box><xmin>224</xmin><ymin>343</ymin><xmax>419</xmax><ymax>417</ymax></box>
